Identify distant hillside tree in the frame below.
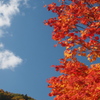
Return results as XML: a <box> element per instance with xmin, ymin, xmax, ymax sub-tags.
<box><xmin>0</xmin><ymin>89</ymin><xmax>35</xmax><ymax>100</ymax></box>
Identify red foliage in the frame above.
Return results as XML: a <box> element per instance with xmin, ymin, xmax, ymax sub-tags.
<box><xmin>44</xmin><ymin>0</ymin><xmax>100</xmax><ymax>99</ymax></box>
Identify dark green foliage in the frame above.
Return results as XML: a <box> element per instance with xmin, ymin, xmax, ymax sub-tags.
<box><xmin>0</xmin><ymin>89</ymin><xmax>35</xmax><ymax>100</ymax></box>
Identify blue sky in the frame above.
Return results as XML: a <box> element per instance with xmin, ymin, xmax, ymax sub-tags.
<box><xmin>0</xmin><ymin>0</ymin><xmax>100</xmax><ymax>100</ymax></box>
<box><xmin>0</xmin><ymin>0</ymin><xmax>65</xmax><ymax>100</ymax></box>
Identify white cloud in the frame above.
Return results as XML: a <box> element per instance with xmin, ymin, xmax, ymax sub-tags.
<box><xmin>0</xmin><ymin>43</ymin><xmax>23</xmax><ymax>70</ymax></box>
<box><xmin>0</xmin><ymin>0</ymin><xmax>28</xmax><ymax>70</ymax></box>
<box><xmin>0</xmin><ymin>0</ymin><xmax>29</xmax><ymax>36</ymax></box>
<box><xmin>0</xmin><ymin>0</ymin><xmax>21</xmax><ymax>36</ymax></box>
<box><xmin>0</xmin><ymin>0</ymin><xmax>20</xmax><ymax>27</ymax></box>
<box><xmin>23</xmin><ymin>0</ymin><xmax>29</xmax><ymax>7</ymax></box>
<box><xmin>0</xmin><ymin>50</ymin><xmax>22</xmax><ymax>70</ymax></box>
<box><xmin>0</xmin><ymin>43</ymin><xmax>4</xmax><ymax>48</ymax></box>
<box><xmin>0</xmin><ymin>0</ymin><xmax>30</xmax><ymax>27</ymax></box>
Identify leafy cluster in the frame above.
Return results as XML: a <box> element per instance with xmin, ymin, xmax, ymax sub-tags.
<box><xmin>44</xmin><ymin>0</ymin><xmax>100</xmax><ymax>100</ymax></box>
<box><xmin>0</xmin><ymin>89</ymin><xmax>35</xmax><ymax>100</ymax></box>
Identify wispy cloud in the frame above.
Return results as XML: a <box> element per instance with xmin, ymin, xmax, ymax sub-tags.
<box><xmin>0</xmin><ymin>0</ymin><xmax>27</xmax><ymax>70</ymax></box>
<box><xmin>33</xmin><ymin>6</ymin><xmax>37</xmax><ymax>10</ymax></box>
<box><xmin>0</xmin><ymin>0</ymin><xmax>20</xmax><ymax>27</ymax></box>
<box><xmin>0</xmin><ymin>43</ymin><xmax>22</xmax><ymax>70</ymax></box>
<box><xmin>0</xmin><ymin>0</ymin><xmax>29</xmax><ymax>35</ymax></box>
<box><xmin>0</xmin><ymin>43</ymin><xmax>4</xmax><ymax>48</ymax></box>
<box><xmin>23</xmin><ymin>0</ymin><xmax>29</xmax><ymax>7</ymax></box>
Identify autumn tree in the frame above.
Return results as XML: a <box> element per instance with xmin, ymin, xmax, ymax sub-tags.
<box><xmin>44</xmin><ymin>0</ymin><xmax>100</xmax><ymax>100</ymax></box>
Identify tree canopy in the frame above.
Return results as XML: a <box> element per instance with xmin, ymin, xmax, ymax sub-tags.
<box><xmin>44</xmin><ymin>0</ymin><xmax>100</xmax><ymax>99</ymax></box>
